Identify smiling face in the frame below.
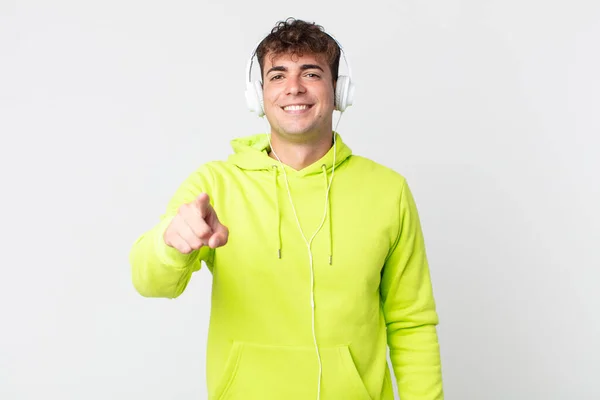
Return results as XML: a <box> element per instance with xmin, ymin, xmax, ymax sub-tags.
<box><xmin>262</xmin><ymin>52</ymin><xmax>336</xmax><ymax>142</ymax></box>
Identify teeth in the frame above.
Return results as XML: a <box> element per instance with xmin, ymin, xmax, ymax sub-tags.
<box><xmin>284</xmin><ymin>105</ymin><xmax>308</xmax><ymax>111</ymax></box>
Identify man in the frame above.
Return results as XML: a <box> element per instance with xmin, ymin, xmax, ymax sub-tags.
<box><xmin>130</xmin><ymin>17</ymin><xmax>443</xmax><ymax>400</ymax></box>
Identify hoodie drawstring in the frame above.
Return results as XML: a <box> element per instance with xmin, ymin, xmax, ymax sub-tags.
<box><xmin>271</xmin><ymin>163</ymin><xmax>334</xmax><ymax>265</ymax></box>
<box><xmin>321</xmin><ymin>164</ymin><xmax>333</xmax><ymax>265</ymax></box>
<box><xmin>272</xmin><ymin>165</ymin><xmax>282</xmax><ymax>259</ymax></box>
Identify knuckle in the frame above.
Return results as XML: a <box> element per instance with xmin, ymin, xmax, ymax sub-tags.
<box><xmin>194</xmin><ymin>223</ymin><xmax>212</xmax><ymax>239</ymax></box>
<box><xmin>170</xmin><ymin>237</ymin><xmax>189</xmax><ymax>254</ymax></box>
<box><xmin>188</xmin><ymin>237</ymin><xmax>204</xmax><ymax>250</ymax></box>
<box><xmin>180</xmin><ymin>203</ymin><xmax>199</xmax><ymax>218</ymax></box>
<box><xmin>178</xmin><ymin>204</ymin><xmax>189</xmax><ymax>215</ymax></box>
<box><xmin>178</xmin><ymin>244</ymin><xmax>192</xmax><ymax>254</ymax></box>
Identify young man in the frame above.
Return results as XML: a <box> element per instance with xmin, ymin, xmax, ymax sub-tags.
<box><xmin>130</xmin><ymin>18</ymin><xmax>443</xmax><ymax>400</ymax></box>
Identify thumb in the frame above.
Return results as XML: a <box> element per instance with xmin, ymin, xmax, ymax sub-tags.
<box><xmin>208</xmin><ymin>223</ymin><xmax>229</xmax><ymax>248</ymax></box>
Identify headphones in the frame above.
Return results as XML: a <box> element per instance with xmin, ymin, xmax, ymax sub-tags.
<box><xmin>245</xmin><ymin>33</ymin><xmax>355</xmax><ymax>117</ymax></box>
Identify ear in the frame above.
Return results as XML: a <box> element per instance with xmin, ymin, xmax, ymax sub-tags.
<box><xmin>333</xmin><ymin>79</ymin><xmax>338</xmax><ymax>106</ymax></box>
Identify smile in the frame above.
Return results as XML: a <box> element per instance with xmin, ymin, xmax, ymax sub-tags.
<box><xmin>282</xmin><ymin>104</ymin><xmax>312</xmax><ymax>112</ymax></box>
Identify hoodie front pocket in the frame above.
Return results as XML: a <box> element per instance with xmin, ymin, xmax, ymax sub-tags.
<box><xmin>214</xmin><ymin>342</ymin><xmax>372</xmax><ymax>400</ymax></box>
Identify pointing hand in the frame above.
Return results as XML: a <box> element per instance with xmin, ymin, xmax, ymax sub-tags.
<box><xmin>163</xmin><ymin>193</ymin><xmax>229</xmax><ymax>254</ymax></box>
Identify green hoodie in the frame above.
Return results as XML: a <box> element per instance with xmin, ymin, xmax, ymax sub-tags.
<box><xmin>130</xmin><ymin>133</ymin><xmax>443</xmax><ymax>400</ymax></box>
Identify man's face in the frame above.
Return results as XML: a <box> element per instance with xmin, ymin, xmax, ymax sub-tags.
<box><xmin>261</xmin><ymin>52</ymin><xmax>335</xmax><ymax>140</ymax></box>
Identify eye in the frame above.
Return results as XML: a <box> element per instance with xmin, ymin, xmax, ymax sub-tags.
<box><xmin>270</xmin><ymin>74</ymin><xmax>284</xmax><ymax>81</ymax></box>
<box><xmin>305</xmin><ymin>73</ymin><xmax>321</xmax><ymax>79</ymax></box>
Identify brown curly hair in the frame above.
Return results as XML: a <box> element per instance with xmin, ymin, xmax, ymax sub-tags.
<box><xmin>256</xmin><ymin>17</ymin><xmax>341</xmax><ymax>85</ymax></box>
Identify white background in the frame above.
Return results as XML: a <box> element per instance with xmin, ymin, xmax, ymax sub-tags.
<box><xmin>1</xmin><ymin>1</ymin><xmax>599</xmax><ymax>399</ymax></box>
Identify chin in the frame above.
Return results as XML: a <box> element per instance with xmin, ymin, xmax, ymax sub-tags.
<box><xmin>278</xmin><ymin>126</ymin><xmax>315</xmax><ymax>137</ymax></box>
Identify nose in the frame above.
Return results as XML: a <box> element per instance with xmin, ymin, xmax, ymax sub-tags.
<box><xmin>285</xmin><ymin>75</ymin><xmax>306</xmax><ymax>96</ymax></box>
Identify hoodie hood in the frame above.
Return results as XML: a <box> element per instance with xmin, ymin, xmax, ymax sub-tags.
<box><xmin>227</xmin><ymin>132</ymin><xmax>352</xmax><ymax>177</ymax></box>
<box><xmin>227</xmin><ymin>132</ymin><xmax>352</xmax><ymax>264</ymax></box>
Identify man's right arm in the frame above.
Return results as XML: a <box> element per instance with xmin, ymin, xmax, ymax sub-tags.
<box><xmin>129</xmin><ymin>165</ymin><xmax>216</xmax><ymax>299</ymax></box>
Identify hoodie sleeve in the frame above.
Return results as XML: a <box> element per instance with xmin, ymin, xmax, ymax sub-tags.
<box><xmin>129</xmin><ymin>164</ymin><xmax>215</xmax><ymax>299</ymax></box>
<box><xmin>380</xmin><ymin>179</ymin><xmax>444</xmax><ymax>399</ymax></box>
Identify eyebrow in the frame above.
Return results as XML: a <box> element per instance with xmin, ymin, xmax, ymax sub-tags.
<box><xmin>266</xmin><ymin>64</ymin><xmax>325</xmax><ymax>75</ymax></box>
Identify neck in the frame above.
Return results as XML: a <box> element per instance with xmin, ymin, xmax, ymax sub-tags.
<box><xmin>268</xmin><ymin>132</ymin><xmax>334</xmax><ymax>171</ymax></box>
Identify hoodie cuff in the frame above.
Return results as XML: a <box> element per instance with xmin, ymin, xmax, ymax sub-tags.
<box><xmin>153</xmin><ymin>217</ymin><xmax>196</xmax><ymax>268</ymax></box>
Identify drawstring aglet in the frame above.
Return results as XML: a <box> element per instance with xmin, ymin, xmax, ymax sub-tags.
<box><xmin>278</xmin><ymin>249</ymin><xmax>282</xmax><ymax>259</ymax></box>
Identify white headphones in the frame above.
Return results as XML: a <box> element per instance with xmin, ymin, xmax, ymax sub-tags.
<box><xmin>245</xmin><ymin>34</ymin><xmax>355</xmax><ymax>117</ymax></box>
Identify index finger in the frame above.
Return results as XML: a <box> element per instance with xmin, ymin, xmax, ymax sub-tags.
<box><xmin>195</xmin><ymin>192</ymin><xmax>212</xmax><ymax>218</ymax></box>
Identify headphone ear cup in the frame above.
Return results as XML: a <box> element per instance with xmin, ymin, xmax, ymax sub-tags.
<box><xmin>255</xmin><ymin>80</ymin><xmax>264</xmax><ymax>117</ymax></box>
<box><xmin>335</xmin><ymin>75</ymin><xmax>355</xmax><ymax>112</ymax></box>
<box><xmin>245</xmin><ymin>80</ymin><xmax>265</xmax><ymax>117</ymax></box>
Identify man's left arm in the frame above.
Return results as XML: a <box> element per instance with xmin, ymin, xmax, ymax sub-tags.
<box><xmin>380</xmin><ymin>179</ymin><xmax>444</xmax><ymax>399</ymax></box>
